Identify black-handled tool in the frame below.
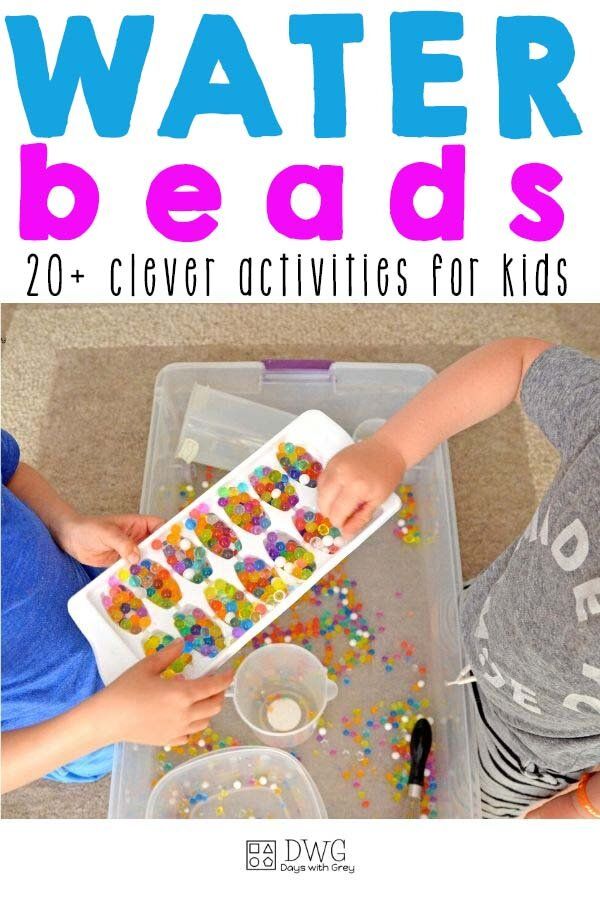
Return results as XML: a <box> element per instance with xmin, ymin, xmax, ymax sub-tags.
<box><xmin>403</xmin><ymin>717</ymin><xmax>433</xmax><ymax>818</ymax></box>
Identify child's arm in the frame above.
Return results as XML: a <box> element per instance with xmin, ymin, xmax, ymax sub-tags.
<box><xmin>319</xmin><ymin>338</ymin><xmax>553</xmax><ymax>535</ymax></box>
<box><xmin>7</xmin><ymin>462</ymin><xmax>163</xmax><ymax>564</ymax></box>
<box><xmin>1</xmin><ymin>639</ymin><xmax>233</xmax><ymax>793</ymax></box>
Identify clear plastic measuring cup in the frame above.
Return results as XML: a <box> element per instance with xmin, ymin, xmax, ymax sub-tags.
<box><xmin>231</xmin><ymin>644</ymin><xmax>338</xmax><ymax>749</ymax></box>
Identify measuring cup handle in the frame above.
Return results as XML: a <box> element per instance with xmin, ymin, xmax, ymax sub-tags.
<box><xmin>326</xmin><ymin>678</ymin><xmax>339</xmax><ymax>701</ymax></box>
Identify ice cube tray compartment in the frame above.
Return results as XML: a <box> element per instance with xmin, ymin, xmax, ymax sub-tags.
<box><xmin>68</xmin><ymin>410</ymin><xmax>400</xmax><ymax>685</ymax></box>
<box><xmin>143</xmin><ymin>631</ymin><xmax>193</xmax><ymax>678</ymax></box>
<box><xmin>249</xmin><ymin>465</ymin><xmax>300</xmax><ymax>512</ymax></box>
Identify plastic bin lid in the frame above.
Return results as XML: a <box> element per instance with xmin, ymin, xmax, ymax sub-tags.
<box><xmin>145</xmin><ymin>746</ymin><xmax>328</xmax><ymax>819</ymax></box>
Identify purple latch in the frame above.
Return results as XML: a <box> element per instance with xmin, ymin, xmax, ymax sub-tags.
<box><xmin>263</xmin><ymin>359</ymin><xmax>332</xmax><ymax>371</ymax></box>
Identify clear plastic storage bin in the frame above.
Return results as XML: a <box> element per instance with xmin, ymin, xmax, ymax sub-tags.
<box><xmin>109</xmin><ymin>360</ymin><xmax>481</xmax><ymax>819</ymax></box>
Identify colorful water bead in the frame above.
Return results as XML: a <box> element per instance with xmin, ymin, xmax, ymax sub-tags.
<box><xmin>205</xmin><ymin>579</ymin><xmax>269</xmax><ymax>638</ymax></box>
<box><xmin>186</xmin><ymin>503</ymin><xmax>242</xmax><ymax>560</ymax></box>
<box><xmin>264</xmin><ymin>531</ymin><xmax>316</xmax><ymax>580</ymax></box>
<box><xmin>292</xmin><ymin>508</ymin><xmax>344</xmax><ymax>554</ymax></box>
<box><xmin>335</xmin><ymin>699</ymin><xmax>437</xmax><ymax>817</ymax></box>
<box><xmin>143</xmin><ymin>631</ymin><xmax>193</xmax><ymax>678</ymax></box>
<box><xmin>217</xmin><ymin>483</ymin><xmax>271</xmax><ymax>535</ymax></box>
<box><xmin>234</xmin><ymin>556</ymin><xmax>288</xmax><ymax>603</ymax></box>
<box><xmin>101</xmin><ymin>579</ymin><xmax>151</xmax><ymax>634</ymax></box>
<box><xmin>173</xmin><ymin>607</ymin><xmax>226</xmax><ymax>657</ymax></box>
<box><xmin>153</xmin><ymin>727</ymin><xmax>240</xmax><ymax>785</ymax></box>
<box><xmin>276</xmin><ymin>442</ymin><xmax>322</xmax><ymax>488</ymax></box>
<box><xmin>153</xmin><ymin>524</ymin><xmax>213</xmax><ymax>584</ymax></box>
<box><xmin>176</xmin><ymin>466</ymin><xmax>214</xmax><ymax>511</ymax></box>
<box><xmin>247</xmin><ymin>570</ymin><xmax>376</xmax><ymax>685</ymax></box>
<box><xmin>249</xmin><ymin>465</ymin><xmax>299</xmax><ymax>512</ymax></box>
<box><xmin>393</xmin><ymin>485</ymin><xmax>421</xmax><ymax>545</ymax></box>
<box><xmin>117</xmin><ymin>559</ymin><xmax>182</xmax><ymax>610</ymax></box>
<box><xmin>229</xmin><ymin>568</ymin><xmax>375</xmax><ymax>690</ymax></box>
<box><xmin>177</xmin><ymin>482</ymin><xmax>196</xmax><ymax>511</ymax></box>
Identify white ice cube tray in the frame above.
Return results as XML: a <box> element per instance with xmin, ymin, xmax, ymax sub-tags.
<box><xmin>68</xmin><ymin>410</ymin><xmax>400</xmax><ymax>684</ymax></box>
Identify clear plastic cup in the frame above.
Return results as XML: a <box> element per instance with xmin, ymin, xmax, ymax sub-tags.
<box><xmin>231</xmin><ymin>644</ymin><xmax>338</xmax><ymax>749</ymax></box>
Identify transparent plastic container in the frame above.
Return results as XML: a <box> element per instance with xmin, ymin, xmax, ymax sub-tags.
<box><xmin>109</xmin><ymin>360</ymin><xmax>481</xmax><ymax>819</ymax></box>
<box><xmin>352</xmin><ymin>418</ymin><xmax>387</xmax><ymax>441</ymax></box>
<box><xmin>177</xmin><ymin>384</ymin><xmax>294</xmax><ymax>469</ymax></box>
<box><xmin>146</xmin><ymin>747</ymin><xmax>327</xmax><ymax>819</ymax></box>
<box><xmin>232</xmin><ymin>644</ymin><xmax>339</xmax><ymax>749</ymax></box>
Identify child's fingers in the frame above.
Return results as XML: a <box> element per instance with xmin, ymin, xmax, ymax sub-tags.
<box><xmin>167</xmin><ymin>735</ymin><xmax>190</xmax><ymax>747</ymax></box>
<box><xmin>103</xmin><ymin>523</ymin><xmax>140</xmax><ymax>563</ymax></box>
<box><xmin>185</xmin><ymin>670</ymin><xmax>234</xmax><ymax>702</ymax></box>
<box><xmin>190</xmin><ymin>692</ymin><xmax>227</xmax><ymax>720</ymax></box>
<box><xmin>111</xmin><ymin>514</ymin><xmax>164</xmax><ymax>543</ymax></box>
<box><xmin>317</xmin><ymin>476</ymin><xmax>342</xmax><ymax>519</ymax></box>
<box><xmin>143</xmin><ymin>515</ymin><xmax>165</xmax><ymax>534</ymax></box>
<box><xmin>341</xmin><ymin>500</ymin><xmax>377</xmax><ymax>538</ymax></box>
<box><xmin>143</xmin><ymin>637</ymin><xmax>185</xmax><ymax>674</ymax></box>
<box><xmin>327</xmin><ymin>486</ymin><xmax>365</xmax><ymax>532</ymax></box>
<box><xmin>186</xmin><ymin>718</ymin><xmax>210</xmax><ymax>734</ymax></box>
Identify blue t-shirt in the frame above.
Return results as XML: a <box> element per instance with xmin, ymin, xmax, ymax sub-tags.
<box><xmin>1</xmin><ymin>430</ymin><xmax>112</xmax><ymax>780</ymax></box>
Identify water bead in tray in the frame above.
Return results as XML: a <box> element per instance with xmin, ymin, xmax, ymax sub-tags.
<box><xmin>143</xmin><ymin>631</ymin><xmax>193</xmax><ymax>678</ymax></box>
<box><xmin>101</xmin><ymin>580</ymin><xmax>151</xmax><ymax>634</ymax></box>
<box><xmin>292</xmin><ymin>508</ymin><xmax>344</xmax><ymax>554</ymax></box>
<box><xmin>173</xmin><ymin>607</ymin><xmax>227</xmax><ymax>657</ymax></box>
<box><xmin>153</xmin><ymin>524</ymin><xmax>213</xmax><ymax>584</ymax></box>
<box><xmin>264</xmin><ymin>531</ymin><xmax>317</xmax><ymax>580</ymax></box>
<box><xmin>186</xmin><ymin>503</ymin><xmax>242</xmax><ymax>560</ymax></box>
<box><xmin>276</xmin><ymin>442</ymin><xmax>323</xmax><ymax>488</ymax></box>
<box><xmin>234</xmin><ymin>555</ymin><xmax>288</xmax><ymax>603</ymax></box>
<box><xmin>217</xmin><ymin>483</ymin><xmax>271</xmax><ymax>535</ymax></box>
<box><xmin>204</xmin><ymin>579</ymin><xmax>269</xmax><ymax>637</ymax></box>
<box><xmin>118</xmin><ymin>559</ymin><xmax>183</xmax><ymax>610</ymax></box>
<box><xmin>249</xmin><ymin>466</ymin><xmax>299</xmax><ymax>512</ymax></box>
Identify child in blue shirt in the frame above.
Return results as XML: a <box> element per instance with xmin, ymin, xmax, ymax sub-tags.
<box><xmin>1</xmin><ymin>429</ymin><xmax>232</xmax><ymax>793</ymax></box>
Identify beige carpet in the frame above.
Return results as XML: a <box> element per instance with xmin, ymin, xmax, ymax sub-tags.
<box><xmin>1</xmin><ymin>302</ymin><xmax>599</xmax><ymax>818</ymax></box>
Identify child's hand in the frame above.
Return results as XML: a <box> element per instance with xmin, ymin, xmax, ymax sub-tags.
<box><xmin>96</xmin><ymin>639</ymin><xmax>233</xmax><ymax>746</ymax></box>
<box><xmin>56</xmin><ymin>513</ymin><xmax>164</xmax><ymax>566</ymax></box>
<box><xmin>1</xmin><ymin>641</ymin><xmax>233</xmax><ymax>791</ymax></box>
<box><xmin>318</xmin><ymin>433</ymin><xmax>405</xmax><ymax>537</ymax></box>
<box><xmin>524</xmin><ymin>791</ymin><xmax>583</xmax><ymax>819</ymax></box>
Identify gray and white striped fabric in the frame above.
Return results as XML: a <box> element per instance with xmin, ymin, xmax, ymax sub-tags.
<box><xmin>471</xmin><ymin>683</ymin><xmax>578</xmax><ymax>818</ymax></box>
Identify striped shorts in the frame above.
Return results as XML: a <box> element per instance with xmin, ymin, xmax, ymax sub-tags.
<box><xmin>471</xmin><ymin>682</ymin><xmax>578</xmax><ymax>818</ymax></box>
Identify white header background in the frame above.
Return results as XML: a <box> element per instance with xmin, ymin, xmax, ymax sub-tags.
<box><xmin>0</xmin><ymin>0</ymin><xmax>599</xmax><ymax>301</ymax></box>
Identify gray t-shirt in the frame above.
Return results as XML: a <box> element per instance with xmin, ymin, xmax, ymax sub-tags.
<box><xmin>460</xmin><ymin>346</ymin><xmax>600</xmax><ymax>775</ymax></box>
